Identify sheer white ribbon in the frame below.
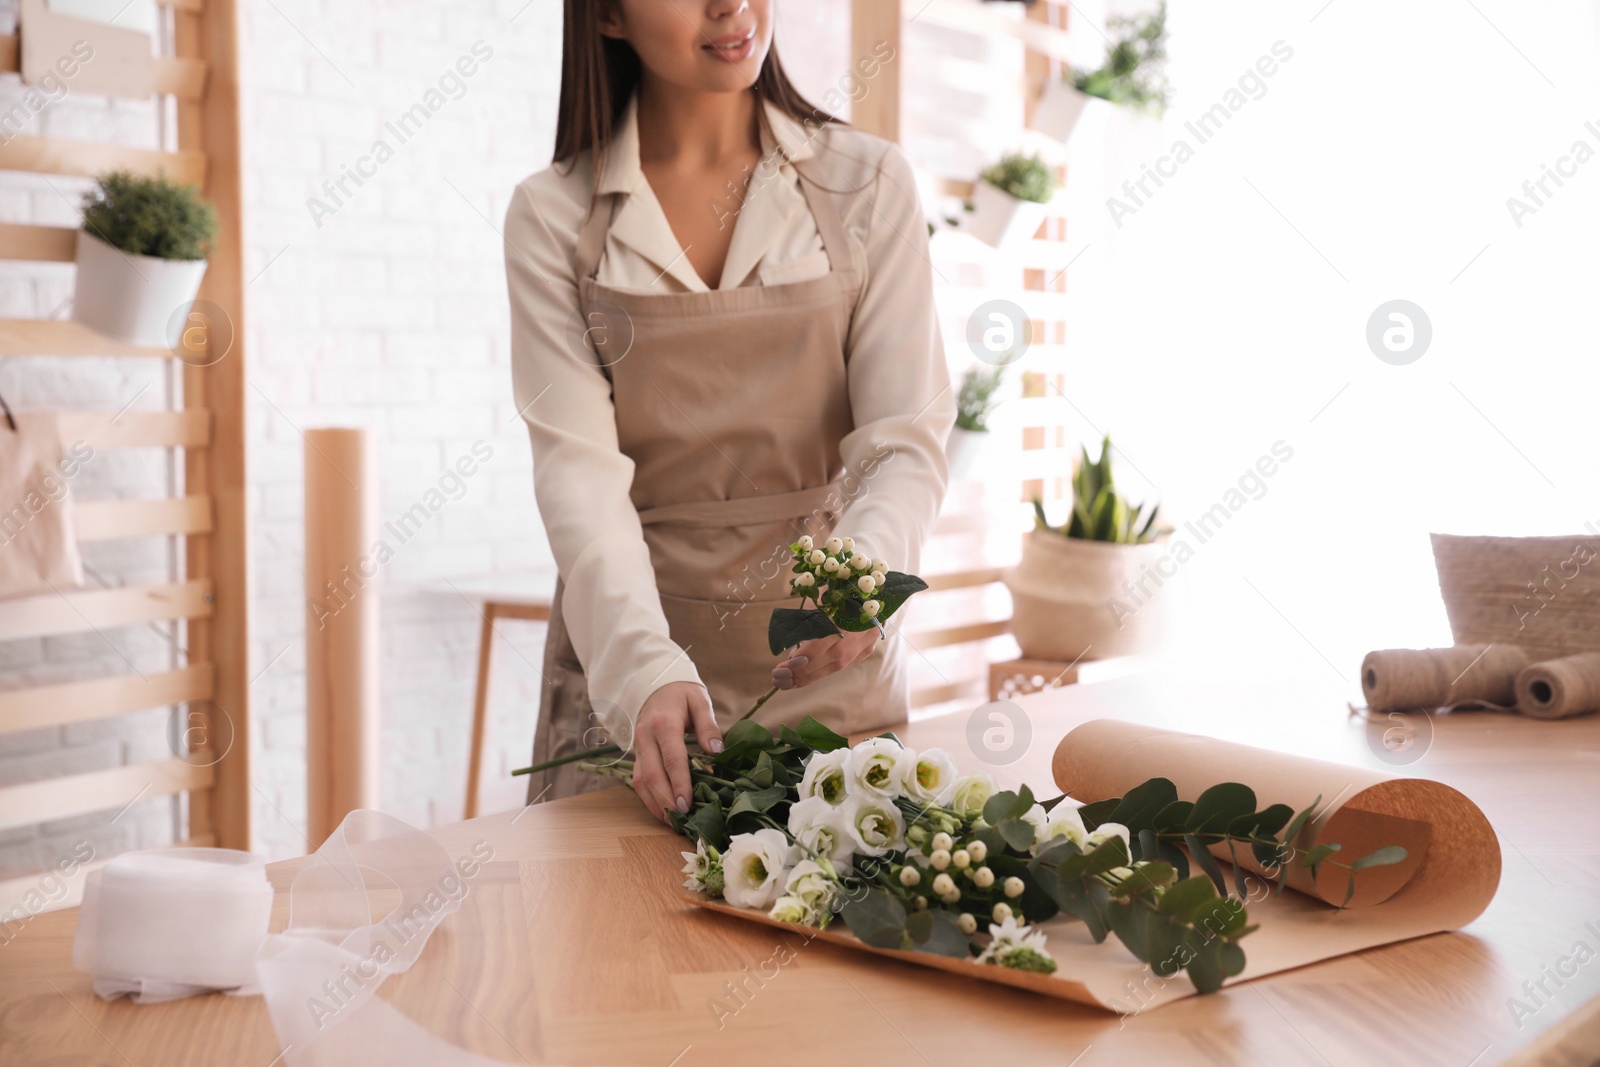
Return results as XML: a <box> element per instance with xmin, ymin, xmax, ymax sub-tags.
<box><xmin>74</xmin><ymin>809</ymin><xmax>523</xmax><ymax>1065</ymax></box>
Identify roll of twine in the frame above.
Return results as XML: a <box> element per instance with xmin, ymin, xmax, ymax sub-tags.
<box><xmin>1360</xmin><ymin>645</ymin><xmax>1529</xmax><ymax>711</ymax></box>
<box><xmin>1514</xmin><ymin>653</ymin><xmax>1600</xmax><ymax>720</ymax></box>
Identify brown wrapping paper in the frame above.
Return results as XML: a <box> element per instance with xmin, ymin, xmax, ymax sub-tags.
<box><xmin>686</xmin><ymin>719</ymin><xmax>1501</xmax><ymax>1012</ymax></box>
<box><xmin>1515</xmin><ymin>653</ymin><xmax>1600</xmax><ymax>720</ymax></box>
<box><xmin>1361</xmin><ymin>645</ymin><xmax>1529</xmax><ymax>711</ymax></box>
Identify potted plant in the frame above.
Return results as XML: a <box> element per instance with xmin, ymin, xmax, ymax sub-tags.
<box><xmin>1031</xmin><ymin>1</ymin><xmax>1169</xmax><ymax>144</ymax></box>
<box><xmin>965</xmin><ymin>152</ymin><xmax>1058</xmax><ymax>250</ymax></box>
<box><xmin>72</xmin><ymin>170</ymin><xmax>218</xmax><ymax>348</ymax></box>
<box><xmin>947</xmin><ymin>363</ymin><xmax>1008</xmax><ymax>480</ymax></box>
<box><xmin>1003</xmin><ymin>435</ymin><xmax>1169</xmax><ymax>662</ymax></box>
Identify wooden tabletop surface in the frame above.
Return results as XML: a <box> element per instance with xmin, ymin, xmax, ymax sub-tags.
<box><xmin>3</xmin><ymin>667</ymin><xmax>1598</xmax><ymax>1066</ymax></box>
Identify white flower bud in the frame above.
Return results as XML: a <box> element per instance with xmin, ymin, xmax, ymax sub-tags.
<box><xmin>862</xmin><ymin>600</ymin><xmax>881</xmax><ymax>618</ymax></box>
<box><xmin>1003</xmin><ymin>877</ymin><xmax>1025</xmax><ymax>899</ymax></box>
<box><xmin>823</xmin><ymin>558</ymin><xmax>839</xmax><ymax>572</ymax></box>
<box><xmin>967</xmin><ymin>840</ymin><xmax>988</xmax><ymax>862</ymax></box>
<box><xmin>957</xmin><ymin>913</ymin><xmax>978</xmax><ymax>935</ymax></box>
<box><xmin>932</xmin><ymin>832</ymin><xmax>953</xmax><ymax>852</ymax></box>
<box><xmin>797</xmin><ymin>535</ymin><xmax>814</xmax><ymax>552</ymax></box>
<box><xmin>808</xmin><ymin>549</ymin><xmax>825</xmax><ymax>565</ymax></box>
<box><xmin>973</xmin><ymin>866</ymin><xmax>995</xmax><ymax>888</ymax></box>
<box><xmin>899</xmin><ymin>866</ymin><xmax>921</xmax><ymax>887</ymax></box>
<box><xmin>992</xmin><ymin>902</ymin><xmax>1013</xmax><ymax>923</ymax></box>
<box><xmin>952</xmin><ymin>849</ymin><xmax>970</xmax><ymax>869</ymax></box>
<box><xmin>932</xmin><ymin>873</ymin><xmax>955</xmax><ymax>896</ymax></box>
<box><xmin>930</xmin><ymin>848</ymin><xmax>951</xmax><ymax>870</ymax></box>
<box><xmin>824</xmin><ymin>536</ymin><xmax>843</xmax><ymax>554</ymax></box>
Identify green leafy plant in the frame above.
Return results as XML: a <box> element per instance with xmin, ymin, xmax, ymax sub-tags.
<box><xmin>81</xmin><ymin>170</ymin><xmax>218</xmax><ymax>261</ymax></box>
<box><xmin>1071</xmin><ymin>1</ymin><xmax>1170</xmax><ymax>116</ymax></box>
<box><xmin>979</xmin><ymin>152</ymin><xmax>1058</xmax><ymax>204</ymax></box>
<box><xmin>1033</xmin><ymin>434</ymin><xmax>1163</xmax><ymax>544</ymax></box>
<box><xmin>955</xmin><ymin>364</ymin><xmax>1007</xmax><ymax>432</ymax></box>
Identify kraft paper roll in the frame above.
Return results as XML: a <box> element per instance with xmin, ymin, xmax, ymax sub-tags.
<box><xmin>1515</xmin><ymin>653</ymin><xmax>1600</xmax><ymax>720</ymax></box>
<box><xmin>1361</xmin><ymin>644</ymin><xmax>1529</xmax><ymax>711</ymax></box>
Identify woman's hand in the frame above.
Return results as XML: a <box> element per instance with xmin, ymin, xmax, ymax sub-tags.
<box><xmin>631</xmin><ymin>681</ymin><xmax>723</xmax><ymax>824</ymax></box>
<box><xmin>772</xmin><ymin>628</ymin><xmax>882</xmax><ymax>691</ymax></box>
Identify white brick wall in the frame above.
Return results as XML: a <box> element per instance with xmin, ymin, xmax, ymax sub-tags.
<box><xmin>0</xmin><ymin>0</ymin><xmax>857</xmax><ymax>874</ymax></box>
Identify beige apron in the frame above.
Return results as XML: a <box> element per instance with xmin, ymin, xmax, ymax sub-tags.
<box><xmin>525</xmin><ymin>153</ymin><xmax>909</xmax><ymax>802</ymax></box>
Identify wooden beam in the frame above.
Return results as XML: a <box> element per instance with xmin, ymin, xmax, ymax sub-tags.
<box><xmin>0</xmin><ymin>759</ymin><xmax>213</xmax><ymax>834</ymax></box>
<box><xmin>75</xmin><ymin>495</ymin><xmax>213</xmax><ymax>541</ymax></box>
<box><xmin>0</xmin><ymin>664</ymin><xmax>215</xmax><ymax>736</ymax></box>
<box><xmin>0</xmin><ymin>319</ymin><xmax>173</xmax><ymax>358</ymax></box>
<box><xmin>0</xmin><ymin>39</ymin><xmax>207</xmax><ymax>101</ymax></box>
<box><xmin>0</xmin><ymin>222</ymin><xmax>77</xmax><ymax>263</ymax></box>
<box><xmin>0</xmin><ymin>134</ymin><xmax>205</xmax><ymax>185</ymax></box>
<box><xmin>18</xmin><ymin>409</ymin><xmax>212</xmax><ymax>450</ymax></box>
<box><xmin>0</xmin><ymin>579</ymin><xmax>213</xmax><ymax>641</ymax></box>
<box><xmin>176</xmin><ymin>0</ymin><xmax>250</xmax><ymax>851</ymax></box>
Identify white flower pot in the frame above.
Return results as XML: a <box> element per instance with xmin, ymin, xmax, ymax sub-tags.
<box><xmin>1002</xmin><ymin>529</ymin><xmax>1170</xmax><ymax>662</ymax></box>
<box><xmin>72</xmin><ymin>230</ymin><xmax>208</xmax><ymax>348</ymax></box>
<box><xmin>964</xmin><ymin>179</ymin><xmax>1049</xmax><ymax>251</ymax></box>
<box><xmin>946</xmin><ymin>427</ymin><xmax>991</xmax><ymax>481</ymax></box>
<box><xmin>1029</xmin><ymin>81</ymin><xmax>1093</xmax><ymax>144</ymax></box>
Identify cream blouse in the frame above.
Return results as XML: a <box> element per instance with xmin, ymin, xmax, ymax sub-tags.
<box><xmin>504</xmin><ymin>94</ymin><xmax>955</xmax><ymax>739</ymax></box>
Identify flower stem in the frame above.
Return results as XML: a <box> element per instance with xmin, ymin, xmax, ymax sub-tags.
<box><xmin>738</xmin><ymin>684</ymin><xmax>780</xmax><ymax>723</ymax></box>
<box><xmin>512</xmin><ymin>743</ymin><xmax>621</xmax><ymax>776</ymax></box>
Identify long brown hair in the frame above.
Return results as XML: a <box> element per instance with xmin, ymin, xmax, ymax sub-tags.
<box><xmin>553</xmin><ymin>1</ymin><xmax>839</xmax><ymax>186</ymax></box>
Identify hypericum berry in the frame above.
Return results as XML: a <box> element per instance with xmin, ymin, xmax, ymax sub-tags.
<box><xmin>967</xmin><ymin>840</ymin><xmax>988</xmax><ymax>863</ymax></box>
<box><xmin>1003</xmin><ymin>877</ymin><xmax>1025</xmax><ymax>899</ymax></box>
<box><xmin>993</xmin><ymin>902</ymin><xmax>1014</xmax><ymax>923</ymax></box>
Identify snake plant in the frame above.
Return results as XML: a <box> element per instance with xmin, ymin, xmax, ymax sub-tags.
<box><xmin>1032</xmin><ymin>435</ymin><xmax>1162</xmax><ymax>544</ymax></box>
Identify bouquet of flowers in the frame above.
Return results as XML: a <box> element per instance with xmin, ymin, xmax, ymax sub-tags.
<box><xmin>518</xmin><ymin>537</ymin><xmax>1408</xmax><ymax>995</ymax></box>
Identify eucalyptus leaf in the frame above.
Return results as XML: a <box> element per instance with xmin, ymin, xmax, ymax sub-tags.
<box><xmin>1184</xmin><ymin>833</ymin><xmax>1229</xmax><ymax>897</ymax></box>
<box><xmin>906</xmin><ymin>908</ymin><xmax>974</xmax><ymax>958</ymax></box>
<box><xmin>1110</xmin><ymin>777</ymin><xmax>1179</xmax><ymax>834</ymax></box>
<box><xmin>1186</xmin><ymin>783</ymin><xmax>1257</xmax><ymax>838</ymax></box>
<box><xmin>841</xmin><ymin>889</ymin><xmax>909</xmax><ymax>950</ymax></box>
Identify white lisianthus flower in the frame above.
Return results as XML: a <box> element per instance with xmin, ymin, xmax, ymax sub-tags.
<box><xmin>950</xmin><ymin>773</ymin><xmax>999</xmax><ymax>817</ymax></box>
<box><xmin>857</xmin><ymin>574</ymin><xmax>877</xmax><ymax>594</ymax></box>
<box><xmin>862</xmin><ymin>600</ymin><xmax>881</xmax><ymax>618</ymax></box>
<box><xmin>784</xmin><ymin>859</ymin><xmax>839</xmax><ymax>922</ymax></box>
<box><xmin>1088</xmin><ymin>821</ymin><xmax>1132</xmax><ymax>858</ymax></box>
<box><xmin>797</xmin><ymin>749</ymin><xmax>852</xmax><ymax>806</ymax></box>
<box><xmin>797</xmin><ymin>535</ymin><xmax>814</xmax><ymax>552</ymax></box>
<box><xmin>723</xmin><ymin>829</ymin><xmax>800</xmax><ymax>910</ymax></box>
<box><xmin>842</xmin><ymin>794</ymin><xmax>905</xmax><ymax>856</ymax></box>
<box><xmin>824</xmin><ymin>536</ymin><xmax>843</xmax><ymax>554</ymax></box>
<box><xmin>900</xmin><ymin>748</ymin><xmax>958</xmax><ymax>806</ymax></box>
<box><xmin>1019</xmin><ymin>803</ymin><xmax>1049</xmax><ymax>845</ymax></box>
<box><xmin>1040</xmin><ymin>803</ymin><xmax>1089</xmax><ymax>848</ymax></box>
<box><xmin>769</xmin><ymin>894</ymin><xmax>811</xmax><ymax>924</ymax></box>
<box><xmin>786</xmin><ymin>796</ymin><xmax>856</xmax><ymax>865</ymax></box>
<box><xmin>849</xmin><ymin>737</ymin><xmax>910</xmax><ymax>797</ymax></box>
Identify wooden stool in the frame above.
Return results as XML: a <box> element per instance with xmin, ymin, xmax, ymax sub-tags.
<box><xmin>433</xmin><ymin>568</ymin><xmax>558</xmax><ymax>819</ymax></box>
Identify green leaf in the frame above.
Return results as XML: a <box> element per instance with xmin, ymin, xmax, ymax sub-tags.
<box><xmin>712</xmin><ymin>719</ymin><xmax>779</xmax><ymax>765</ymax></box>
<box><xmin>1109</xmin><ymin>777</ymin><xmax>1178</xmax><ymax>834</ymax></box>
<box><xmin>1077</xmin><ymin>798</ymin><xmax>1120</xmax><ymax>829</ymax></box>
<box><xmin>1108</xmin><ymin>860</ymin><xmax>1174</xmax><ymax>899</ymax></box>
<box><xmin>1153</xmin><ymin>800</ymin><xmax>1194</xmax><ymax>831</ymax></box>
<box><xmin>792</xmin><ymin>716</ymin><xmax>849</xmax><ymax>753</ymax></box>
<box><xmin>1350</xmin><ymin>845</ymin><xmax>1408</xmax><ymax>869</ymax></box>
<box><xmin>768</xmin><ymin>607</ymin><xmax>840</xmax><ymax>655</ymax></box>
<box><xmin>1185</xmin><ymin>783</ymin><xmax>1257</xmax><ymax>838</ymax></box>
<box><xmin>982</xmin><ymin>784</ymin><xmax>1036</xmax><ymax>827</ymax></box>
<box><xmin>682</xmin><ymin>803</ymin><xmax>727</xmax><ymax>851</ymax></box>
<box><xmin>1184</xmin><ymin>833</ymin><xmax>1228</xmax><ymax>897</ymax></box>
<box><xmin>998</xmin><ymin>818</ymin><xmax>1036</xmax><ymax>852</ymax></box>
<box><xmin>840</xmin><ymin>889</ymin><xmax>909</xmax><ymax>950</ymax></box>
<box><xmin>1156</xmin><ymin>875</ymin><xmax>1217</xmax><ymax>918</ymax></box>
<box><xmin>726</xmin><ymin>786</ymin><xmax>787</xmax><ymax>822</ymax></box>
<box><xmin>905</xmin><ymin>909</ymin><xmax>973</xmax><ymax>958</ymax></box>
<box><xmin>996</xmin><ymin>854</ymin><xmax>1062</xmax><ymax>923</ymax></box>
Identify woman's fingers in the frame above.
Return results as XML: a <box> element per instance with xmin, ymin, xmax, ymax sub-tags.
<box><xmin>630</xmin><ymin>738</ymin><xmax>675</xmax><ymax>823</ymax></box>
<box><xmin>658</xmin><ymin>729</ymin><xmax>693</xmax><ymax>816</ymax></box>
<box><xmin>688</xmin><ymin>688</ymin><xmax>724</xmax><ymax>754</ymax></box>
<box><xmin>779</xmin><ymin>630</ymin><xmax>878</xmax><ymax>689</ymax></box>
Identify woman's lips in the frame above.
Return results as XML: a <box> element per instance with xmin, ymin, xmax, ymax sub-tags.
<box><xmin>702</xmin><ymin>28</ymin><xmax>756</xmax><ymax>63</ymax></box>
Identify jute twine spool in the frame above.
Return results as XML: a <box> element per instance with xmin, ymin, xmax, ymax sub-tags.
<box><xmin>1513</xmin><ymin>653</ymin><xmax>1600</xmax><ymax>720</ymax></box>
<box><xmin>1361</xmin><ymin>645</ymin><xmax>1529</xmax><ymax>711</ymax></box>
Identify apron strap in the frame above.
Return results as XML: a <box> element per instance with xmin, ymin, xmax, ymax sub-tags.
<box><xmin>573</xmin><ymin>191</ymin><xmax>619</xmax><ymax>283</ymax></box>
<box><xmin>790</xmin><ymin>153</ymin><xmax>853</xmax><ymax>276</ymax></box>
<box><xmin>637</xmin><ymin>480</ymin><xmax>844</xmax><ymax>528</ymax></box>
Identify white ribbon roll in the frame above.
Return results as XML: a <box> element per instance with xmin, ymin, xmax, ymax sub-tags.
<box><xmin>73</xmin><ymin>811</ymin><xmax>521</xmax><ymax>1065</ymax></box>
<box><xmin>73</xmin><ymin>848</ymin><xmax>273</xmax><ymax>1003</ymax></box>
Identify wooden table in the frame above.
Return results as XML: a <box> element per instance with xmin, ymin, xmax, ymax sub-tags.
<box><xmin>3</xmin><ymin>668</ymin><xmax>1598</xmax><ymax>1065</ymax></box>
